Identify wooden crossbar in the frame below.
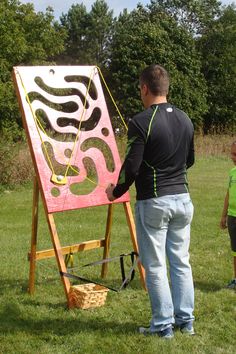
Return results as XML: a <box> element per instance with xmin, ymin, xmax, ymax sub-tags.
<box><xmin>28</xmin><ymin>239</ymin><xmax>106</xmax><ymax>261</ymax></box>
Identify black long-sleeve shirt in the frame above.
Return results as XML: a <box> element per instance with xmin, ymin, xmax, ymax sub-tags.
<box><xmin>113</xmin><ymin>103</ymin><xmax>194</xmax><ymax>200</ymax></box>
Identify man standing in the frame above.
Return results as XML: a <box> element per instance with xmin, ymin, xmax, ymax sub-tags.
<box><xmin>106</xmin><ymin>64</ymin><xmax>195</xmax><ymax>339</ymax></box>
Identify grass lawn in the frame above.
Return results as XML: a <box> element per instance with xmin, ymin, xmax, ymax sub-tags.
<box><xmin>0</xmin><ymin>157</ymin><xmax>235</xmax><ymax>354</ymax></box>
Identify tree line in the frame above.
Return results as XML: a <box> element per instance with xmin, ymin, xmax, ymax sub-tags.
<box><xmin>0</xmin><ymin>0</ymin><xmax>235</xmax><ymax>139</ymax></box>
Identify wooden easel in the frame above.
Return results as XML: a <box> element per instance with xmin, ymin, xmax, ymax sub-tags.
<box><xmin>12</xmin><ymin>65</ymin><xmax>145</xmax><ymax>308</ymax></box>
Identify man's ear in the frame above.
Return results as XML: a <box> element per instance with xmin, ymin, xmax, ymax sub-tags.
<box><xmin>142</xmin><ymin>84</ymin><xmax>149</xmax><ymax>96</ymax></box>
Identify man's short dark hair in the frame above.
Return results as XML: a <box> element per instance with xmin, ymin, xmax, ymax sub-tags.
<box><xmin>140</xmin><ymin>64</ymin><xmax>170</xmax><ymax>96</ymax></box>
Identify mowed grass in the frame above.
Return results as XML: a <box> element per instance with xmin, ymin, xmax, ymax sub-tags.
<box><xmin>0</xmin><ymin>156</ymin><xmax>236</xmax><ymax>354</ymax></box>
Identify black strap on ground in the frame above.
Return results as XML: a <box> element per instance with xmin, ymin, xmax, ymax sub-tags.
<box><xmin>60</xmin><ymin>251</ymin><xmax>138</xmax><ymax>292</ymax></box>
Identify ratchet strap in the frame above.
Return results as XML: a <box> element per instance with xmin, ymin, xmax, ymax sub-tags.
<box><xmin>60</xmin><ymin>251</ymin><xmax>138</xmax><ymax>292</ymax></box>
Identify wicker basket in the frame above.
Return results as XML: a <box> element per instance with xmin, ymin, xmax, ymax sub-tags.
<box><xmin>69</xmin><ymin>283</ymin><xmax>109</xmax><ymax>309</ymax></box>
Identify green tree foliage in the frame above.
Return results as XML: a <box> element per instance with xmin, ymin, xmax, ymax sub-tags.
<box><xmin>109</xmin><ymin>4</ymin><xmax>207</xmax><ymax>129</ymax></box>
<box><xmin>59</xmin><ymin>0</ymin><xmax>113</xmax><ymax>68</ymax></box>
<box><xmin>149</xmin><ymin>0</ymin><xmax>221</xmax><ymax>35</ymax></box>
<box><xmin>0</xmin><ymin>0</ymin><xmax>66</xmax><ymax>138</ymax></box>
<box><xmin>0</xmin><ymin>0</ymin><xmax>235</xmax><ymax>140</ymax></box>
<box><xmin>59</xmin><ymin>3</ymin><xmax>89</xmax><ymax>64</ymax></box>
<box><xmin>197</xmin><ymin>5</ymin><xmax>236</xmax><ymax>133</ymax></box>
<box><xmin>86</xmin><ymin>0</ymin><xmax>113</xmax><ymax>66</ymax></box>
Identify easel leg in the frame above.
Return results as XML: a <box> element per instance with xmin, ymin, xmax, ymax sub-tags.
<box><xmin>123</xmin><ymin>202</ymin><xmax>146</xmax><ymax>290</ymax></box>
<box><xmin>46</xmin><ymin>213</ymin><xmax>71</xmax><ymax>307</ymax></box>
<box><xmin>101</xmin><ymin>203</ymin><xmax>114</xmax><ymax>278</ymax></box>
<box><xmin>28</xmin><ymin>177</ymin><xmax>39</xmax><ymax>295</ymax></box>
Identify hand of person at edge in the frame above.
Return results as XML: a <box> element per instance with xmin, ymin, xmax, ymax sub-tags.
<box><xmin>220</xmin><ymin>216</ymin><xmax>227</xmax><ymax>229</ymax></box>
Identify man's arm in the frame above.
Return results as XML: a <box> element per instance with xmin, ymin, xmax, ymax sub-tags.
<box><xmin>106</xmin><ymin>121</ymin><xmax>145</xmax><ymax>201</ymax></box>
<box><xmin>220</xmin><ymin>190</ymin><xmax>229</xmax><ymax>229</ymax></box>
<box><xmin>186</xmin><ymin>134</ymin><xmax>195</xmax><ymax>169</ymax></box>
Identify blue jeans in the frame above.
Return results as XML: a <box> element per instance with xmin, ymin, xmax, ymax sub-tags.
<box><xmin>135</xmin><ymin>193</ymin><xmax>194</xmax><ymax>332</ymax></box>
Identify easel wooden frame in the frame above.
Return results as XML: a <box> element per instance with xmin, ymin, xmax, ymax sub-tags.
<box><xmin>29</xmin><ymin>176</ymin><xmax>145</xmax><ymax>308</ymax></box>
<box><xmin>12</xmin><ymin>66</ymin><xmax>145</xmax><ymax>308</ymax></box>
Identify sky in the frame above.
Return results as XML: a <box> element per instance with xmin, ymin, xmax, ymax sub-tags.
<box><xmin>20</xmin><ymin>0</ymin><xmax>235</xmax><ymax>19</ymax></box>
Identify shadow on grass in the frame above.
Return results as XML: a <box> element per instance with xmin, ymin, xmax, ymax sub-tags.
<box><xmin>0</xmin><ymin>300</ymin><xmax>137</xmax><ymax>336</ymax></box>
<box><xmin>194</xmin><ymin>280</ymin><xmax>223</xmax><ymax>292</ymax></box>
<box><xmin>0</xmin><ymin>278</ymin><xmax>30</xmax><ymax>295</ymax></box>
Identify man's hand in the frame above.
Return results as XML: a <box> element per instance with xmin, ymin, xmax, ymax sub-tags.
<box><xmin>105</xmin><ymin>183</ymin><xmax>116</xmax><ymax>201</ymax></box>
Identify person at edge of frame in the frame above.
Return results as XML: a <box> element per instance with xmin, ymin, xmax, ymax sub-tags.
<box><xmin>220</xmin><ymin>141</ymin><xmax>236</xmax><ymax>289</ymax></box>
<box><xmin>106</xmin><ymin>64</ymin><xmax>195</xmax><ymax>339</ymax></box>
